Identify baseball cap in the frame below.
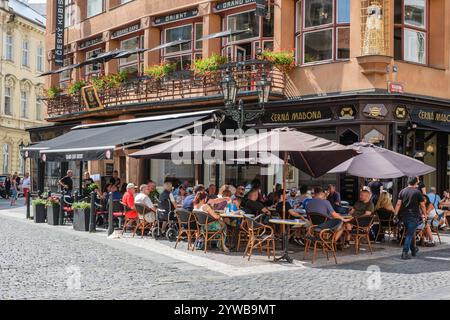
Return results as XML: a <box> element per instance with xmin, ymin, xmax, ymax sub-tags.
<box><xmin>126</xmin><ymin>183</ymin><xmax>135</xmax><ymax>189</ymax></box>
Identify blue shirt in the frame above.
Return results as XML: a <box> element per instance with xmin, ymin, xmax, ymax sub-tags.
<box><xmin>182</xmin><ymin>194</ymin><xmax>195</xmax><ymax>211</ymax></box>
<box><xmin>427</xmin><ymin>192</ymin><xmax>441</xmax><ymax>208</ymax></box>
<box><xmin>305</xmin><ymin>198</ymin><xmax>335</xmax><ymax>218</ymax></box>
<box><xmin>112</xmin><ymin>191</ymin><xmax>122</xmax><ymax>200</ymax></box>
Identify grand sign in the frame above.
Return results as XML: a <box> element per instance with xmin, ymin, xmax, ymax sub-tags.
<box><xmin>263</xmin><ymin>108</ymin><xmax>333</xmax><ymax>124</ymax></box>
<box><xmin>410</xmin><ymin>107</ymin><xmax>450</xmax><ymax>132</ymax></box>
<box><xmin>79</xmin><ymin>36</ymin><xmax>103</xmax><ymax>50</ymax></box>
<box><xmin>111</xmin><ymin>23</ymin><xmax>140</xmax><ymax>39</ymax></box>
<box><xmin>215</xmin><ymin>0</ymin><xmax>256</xmax><ymax>11</ymax></box>
<box><xmin>54</xmin><ymin>0</ymin><xmax>65</xmax><ymax>66</ymax></box>
<box><xmin>153</xmin><ymin>9</ymin><xmax>199</xmax><ymax>26</ymax></box>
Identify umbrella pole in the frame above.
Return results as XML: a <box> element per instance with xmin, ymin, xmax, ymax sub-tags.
<box><xmin>282</xmin><ymin>151</ymin><xmax>287</xmax><ymax>240</ymax></box>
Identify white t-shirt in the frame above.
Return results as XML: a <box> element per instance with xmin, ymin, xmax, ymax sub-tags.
<box><xmin>22</xmin><ymin>177</ymin><xmax>31</xmax><ymax>188</ymax></box>
<box><xmin>134</xmin><ymin>193</ymin><xmax>154</xmax><ymax>210</ymax></box>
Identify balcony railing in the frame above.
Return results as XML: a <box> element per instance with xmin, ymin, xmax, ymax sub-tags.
<box><xmin>44</xmin><ymin>61</ymin><xmax>286</xmax><ymax>119</ymax></box>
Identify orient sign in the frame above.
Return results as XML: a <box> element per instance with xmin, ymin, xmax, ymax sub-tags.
<box><xmin>54</xmin><ymin>0</ymin><xmax>65</xmax><ymax>66</ymax></box>
<box><xmin>153</xmin><ymin>9</ymin><xmax>199</xmax><ymax>26</ymax></box>
<box><xmin>263</xmin><ymin>108</ymin><xmax>333</xmax><ymax>124</ymax></box>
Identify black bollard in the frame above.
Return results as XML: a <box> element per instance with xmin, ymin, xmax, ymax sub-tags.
<box><xmin>59</xmin><ymin>191</ymin><xmax>65</xmax><ymax>225</ymax></box>
<box><xmin>107</xmin><ymin>192</ymin><xmax>114</xmax><ymax>236</ymax></box>
<box><xmin>26</xmin><ymin>190</ymin><xmax>31</xmax><ymax>220</ymax></box>
<box><xmin>89</xmin><ymin>191</ymin><xmax>96</xmax><ymax>233</ymax></box>
<box><xmin>74</xmin><ymin>191</ymin><xmax>78</xmax><ymax>202</ymax></box>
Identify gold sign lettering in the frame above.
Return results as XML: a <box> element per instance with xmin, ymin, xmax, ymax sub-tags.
<box><xmin>270</xmin><ymin>111</ymin><xmax>323</xmax><ymax>122</ymax></box>
<box><xmin>418</xmin><ymin>110</ymin><xmax>450</xmax><ymax>123</ymax></box>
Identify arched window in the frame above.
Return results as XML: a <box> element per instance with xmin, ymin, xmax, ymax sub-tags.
<box><xmin>2</xmin><ymin>144</ymin><xmax>10</xmax><ymax>174</ymax></box>
<box><xmin>295</xmin><ymin>0</ymin><xmax>350</xmax><ymax>65</ymax></box>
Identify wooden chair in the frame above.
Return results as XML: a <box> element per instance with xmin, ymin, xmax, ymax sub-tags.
<box><xmin>192</xmin><ymin>209</ymin><xmax>225</xmax><ymax>253</ymax></box>
<box><xmin>375</xmin><ymin>209</ymin><xmax>398</xmax><ymax>241</ymax></box>
<box><xmin>430</xmin><ymin>215</ymin><xmax>442</xmax><ymax>244</ymax></box>
<box><xmin>242</xmin><ymin>216</ymin><xmax>275</xmax><ymax>261</ymax></box>
<box><xmin>174</xmin><ymin>208</ymin><xmax>196</xmax><ymax>249</ymax></box>
<box><xmin>133</xmin><ymin>203</ymin><xmax>153</xmax><ymax>238</ymax></box>
<box><xmin>304</xmin><ymin>219</ymin><xmax>343</xmax><ymax>264</ymax></box>
<box><xmin>350</xmin><ymin>215</ymin><xmax>374</xmax><ymax>254</ymax></box>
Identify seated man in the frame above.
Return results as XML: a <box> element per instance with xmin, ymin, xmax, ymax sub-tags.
<box><xmin>182</xmin><ymin>185</ymin><xmax>205</xmax><ymax>211</ymax></box>
<box><xmin>134</xmin><ymin>184</ymin><xmax>156</xmax><ymax>224</ymax></box>
<box><xmin>110</xmin><ymin>184</ymin><xmax>123</xmax><ymax>201</ymax></box>
<box><xmin>276</xmin><ymin>195</ymin><xmax>309</xmax><ymax>246</ymax></box>
<box><xmin>305</xmin><ymin>187</ymin><xmax>349</xmax><ymax>246</ymax></box>
<box><xmin>243</xmin><ymin>190</ymin><xmax>272</xmax><ymax>223</ymax></box>
<box><xmin>327</xmin><ymin>184</ymin><xmax>346</xmax><ymax>214</ymax></box>
<box><xmin>349</xmin><ymin>189</ymin><xmax>374</xmax><ymax>218</ymax></box>
<box><xmin>121</xmin><ymin>183</ymin><xmax>138</xmax><ymax>223</ymax></box>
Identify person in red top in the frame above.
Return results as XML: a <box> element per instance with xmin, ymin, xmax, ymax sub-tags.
<box><xmin>122</xmin><ymin>183</ymin><xmax>138</xmax><ymax>219</ymax></box>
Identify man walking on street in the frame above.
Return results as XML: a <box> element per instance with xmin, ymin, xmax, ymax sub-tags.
<box><xmin>22</xmin><ymin>173</ymin><xmax>31</xmax><ymax>205</ymax></box>
<box><xmin>395</xmin><ymin>176</ymin><xmax>426</xmax><ymax>260</ymax></box>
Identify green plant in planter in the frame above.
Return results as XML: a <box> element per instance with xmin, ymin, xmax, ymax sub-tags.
<box><xmin>72</xmin><ymin>202</ymin><xmax>91</xmax><ymax>210</ymax></box>
<box><xmin>86</xmin><ymin>183</ymin><xmax>99</xmax><ymax>194</ymax></box>
<box><xmin>46</xmin><ymin>196</ymin><xmax>60</xmax><ymax>207</ymax></box>
<box><xmin>32</xmin><ymin>198</ymin><xmax>47</xmax><ymax>206</ymax></box>
<box><xmin>45</xmin><ymin>86</ymin><xmax>62</xmax><ymax>99</ymax></box>
<box><xmin>261</xmin><ymin>50</ymin><xmax>295</xmax><ymax>73</ymax></box>
<box><xmin>145</xmin><ymin>62</ymin><xmax>176</xmax><ymax>80</ymax></box>
<box><xmin>67</xmin><ymin>80</ymin><xmax>86</xmax><ymax>95</ymax></box>
<box><xmin>192</xmin><ymin>54</ymin><xmax>227</xmax><ymax>76</ymax></box>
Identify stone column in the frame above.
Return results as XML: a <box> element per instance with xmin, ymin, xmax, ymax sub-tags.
<box><xmin>104</xmin><ymin>31</ymin><xmax>119</xmax><ymax>74</ymax></box>
<box><xmin>273</xmin><ymin>0</ymin><xmax>295</xmax><ymax>51</ymax></box>
<box><xmin>142</xmin><ymin>16</ymin><xmax>161</xmax><ymax>67</ymax></box>
<box><xmin>201</xmin><ymin>2</ymin><xmax>221</xmax><ymax>58</ymax></box>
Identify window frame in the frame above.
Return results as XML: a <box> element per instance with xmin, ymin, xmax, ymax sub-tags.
<box><xmin>296</xmin><ymin>0</ymin><xmax>350</xmax><ymax>66</ymax></box>
<box><xmin>36</xmin><ymin>99</ymin><xmax>42</xmax><ymax>121</ymax></box>
<box><xmin>5</xmin><ymin>34</ymin><xmax>14</xmax><ymax>61</ymax></box>
<box><xmin>20</xmin><ymin>90</ymin><xmax>28</xmax><ymax>119</ymax></box>
<box><xmin>2</xmin><ymin>144</ymin><xmax>10</xmax><ymax>174</ymax></box>
<box><xmin>85</xmin><ymin>47</ymin><xmax>103</xmax><ymax>77</ymax></box>
<box><xmin>86</xmin><ymin>0</ymin><xmax>105</xmax><ymax>19</ymax></box>
<box><xmin>21</xmin><ymin>38</ymin><xmax>30</xmax><ymax>67</ymax></box>
<box><xmin>36</xmin><ymin>46</ymin><xmax>44</xmax><ymax>72</ymax></box>
<box><xmin>118</xmin><ymin>35</ymin><xmax>143</xmax><ymax>76</ymax></box>
<box><xmin>4</xmin><ymin>86</ymin><xmax>12</xmax><ymax>116</ymax></box>
<box><xmin>394</xmin><ymin>0</ymin><xmax>429</xmax><ymax>65</ymax></box>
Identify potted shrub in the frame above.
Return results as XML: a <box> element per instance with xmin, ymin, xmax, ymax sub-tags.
<box><xmin>261</xmin><ymin>50</ymin><xmax>295</xmax><ymax>73</ymax></box>
<box><xmin>144</xmin><ymin>62</ymin><xmax>175</xmax><ymax>81</ymax></box>
<box><xmin>46</xmin><ymin>196</ymin><xmax>60</xmax><ymax>225</ymax></box>
<box><xmin>72</xmin><ymin>202</ymin><xmax>91</xmax><ymax>231</ymax></box>
<box><xmin>67</xmin><ymin>80</ymin><xmax>86</xmax><ymax>95</ymax></box>
<box><xmin>32</xmin><ymin>198</ymin><xmax>47</xmax><ymax>223</ymax></box>
<box><xmin>192</xmin><ymin>54</ymin><xmax>227</xmax><ymax>76</ymax></box>
<box><xmin>45</xmin><ymin>86</ymin><xmax>62</xmax><ymax>99</ymax></box>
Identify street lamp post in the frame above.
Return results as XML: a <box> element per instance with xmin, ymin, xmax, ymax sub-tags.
<box><xmin>220</xmin><ymin>68</ymin><xmax>271</xmax><ymax>130</ymax></box>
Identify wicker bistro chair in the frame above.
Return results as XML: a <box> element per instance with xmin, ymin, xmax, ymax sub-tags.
<box><xmin>242</xmin><ymin>216</ymin><xmax>275</xmax><ymax>261</ymax></box>
<box><xmin>121</xmin><ymin>202</ymin><xmax>138</xmax><ymax>234</ymax></box>
<box><xmin>304</xmin><ymin>219</ymin><xmax>343</xmax><ymax>264</ymax></box>
<box><xmin>350</xmin><ymin>215</ymin><xmax>374</xmax><ymax>254</ymax></box>
<box><xmin>307</xmin><ymin>212</ymin><xmax>328</xmax><ymax>227</ymax></box>
<box><xmin>133</xmin><ymin>203</ymin><xmax>153</xmax><ymax>238</ymax></box>
<box><xmin>375</xmin><ymin>209</ymin><xmax>398</xmax><ymax>241</ymax></box>
<box><xmin>192</xmin><ymin>209</ymin><xmax>226</xmax><ymax>253</ymax></box>
<box><xmin>174</xmin><ymin>208</ymin><xmax>197</xmax><ymax>250</ymax></box>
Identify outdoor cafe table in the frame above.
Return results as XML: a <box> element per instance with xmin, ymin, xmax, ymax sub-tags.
<box><xmin>219</xmin><ymin>211</ymin><xmax>254</xmax><ymax>251</ymax></box>
<box><xmin>269</xmin><ymin>219</ymin><xmax>308</xmax><ymax>263</ymax></box>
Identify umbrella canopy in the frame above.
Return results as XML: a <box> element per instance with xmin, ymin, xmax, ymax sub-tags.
<box><xmin>129</xmin><ymin>135</ymin><xmax>221</xmax><ymax>160</ymax></box>
<box><xmin>231</xmin><ymin>152</ymin><xmax>284</xmax><ymax>165</ymax></box>
<box><xmin>197</xmin><ymin>29</ymin><xmax>249</xmax><ymax>41</ymax></box>
<box><xmin>37</xmin><ymin>70</ymin><xmax>58</xmax><ymax>77</ymax></box>
<box><xmin>113</xmin><ymin>48</ymin><xmax>149</xmax><ymax>59</ymax></box>
<box><xmin>207</xmin><ymin>127</ymin><xmax>358</xmax><ymax>178</ymax></box>
<box><xmin>78</xmin><ymin>50</ymin><xmax>127</xmax><ymax>67</ymax></box>
<box><xmin>149</xmin><ymin>39</ymin><xmax>191</xmax><ymax>52</ymax></box>
<box><xmin>328</xmin><ymin>142</ymin><xmax>436</xmax><ymax>178</ymax></box>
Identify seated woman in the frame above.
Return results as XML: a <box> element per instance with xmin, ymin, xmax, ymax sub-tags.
<box><xmin>208</xmin><ymin>189</ymin><xmax>232</xmax><ymax>211</ymax></box>
<box><xmin>418</xmin><ymin>195</ymin><xmax>445</xmax><ymax>246</ymax></box>
<box><xmin>193</xmin><ymin>191</ymin><xmax>229</xmax><ymax>252</ymax></box>
<box><xmin>374</xmin><ymin>190</ymin><xmax>396</xmax><ymax>242</ymax></box>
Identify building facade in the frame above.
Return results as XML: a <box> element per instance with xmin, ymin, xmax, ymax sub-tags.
<box><xmin>0</xmin><ymin>0</ymin><xmax>46</xmax><ymax>176</ymax></box>
<box><xmin>32</xmin><ymin>0</ymin><xmax>450</xmax><ymax>200</ymax></box>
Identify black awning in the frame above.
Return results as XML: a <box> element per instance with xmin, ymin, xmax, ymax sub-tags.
<box><xmin>410</xmin><ymin>107</ymin><xmax>450</xmax><ymax>133</ymax></box>
<box><xmin>24</xmin><ymin>112</ymin><xmax>214</xmax><ymax>161</ymax></box>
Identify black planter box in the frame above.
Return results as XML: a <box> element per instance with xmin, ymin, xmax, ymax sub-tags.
<box><xmin>73</xmin><ymin>208</ymin><xmax>90</xmax><ymax>231</ymax></box>
<box><xmin>33</xmin><ymin>204</ymin><xmax>47</xmax><ymax>223</ymax></box>
<box><xmin>47</xmin><ymin>204</ymin><xmax>60</xmax><ymax>225</ymax></box>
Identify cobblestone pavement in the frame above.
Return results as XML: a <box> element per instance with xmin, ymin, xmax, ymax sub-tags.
<box><xmin>1</xmin><ymin>203</ymin><xmax>450</xmax><ymax>300</ymax></box>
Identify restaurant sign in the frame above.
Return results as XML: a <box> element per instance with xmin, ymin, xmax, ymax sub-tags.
<box><xmin>215</xmin><ymin>0</ymin><xmax>256</xmax><ymax>11</ymax></box>
<box><xmin>263</xmin><ymin>108</ymin><xmax>333</xmax><ymax>124</ymax></box>
<box><xmin>79</xmin><ymin>36</ymin><xmax>103</xmax><ymax>50</ymax></box>
<box><xmin>153</xmin><ymin>9</ymin><xmax>199</xmax><ymax>26</ymax></box>
<box><xmin>54</xmin><ymin>0</ymin><xmax>65</xmax><ymax>66</ymax></box>
<box><xmin>41</xmin><ymin>149</ymin><xmax>114</xmax><ymax>162</ymax></box>
<box><xmin>111</xmin><ymin>23</ymin><xmax>140</xmax><ymax>39</ymax></box>
<box><xmin>410</xmin><ymin>107</ymin><xmax>450</xmax><ymax>132</ymax></box>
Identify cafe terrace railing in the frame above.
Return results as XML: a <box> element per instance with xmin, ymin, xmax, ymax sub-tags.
<box><xmin>44</xmin><ymin>61</ymin><xmax>286</xmax><ymax>118</ymax></box>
